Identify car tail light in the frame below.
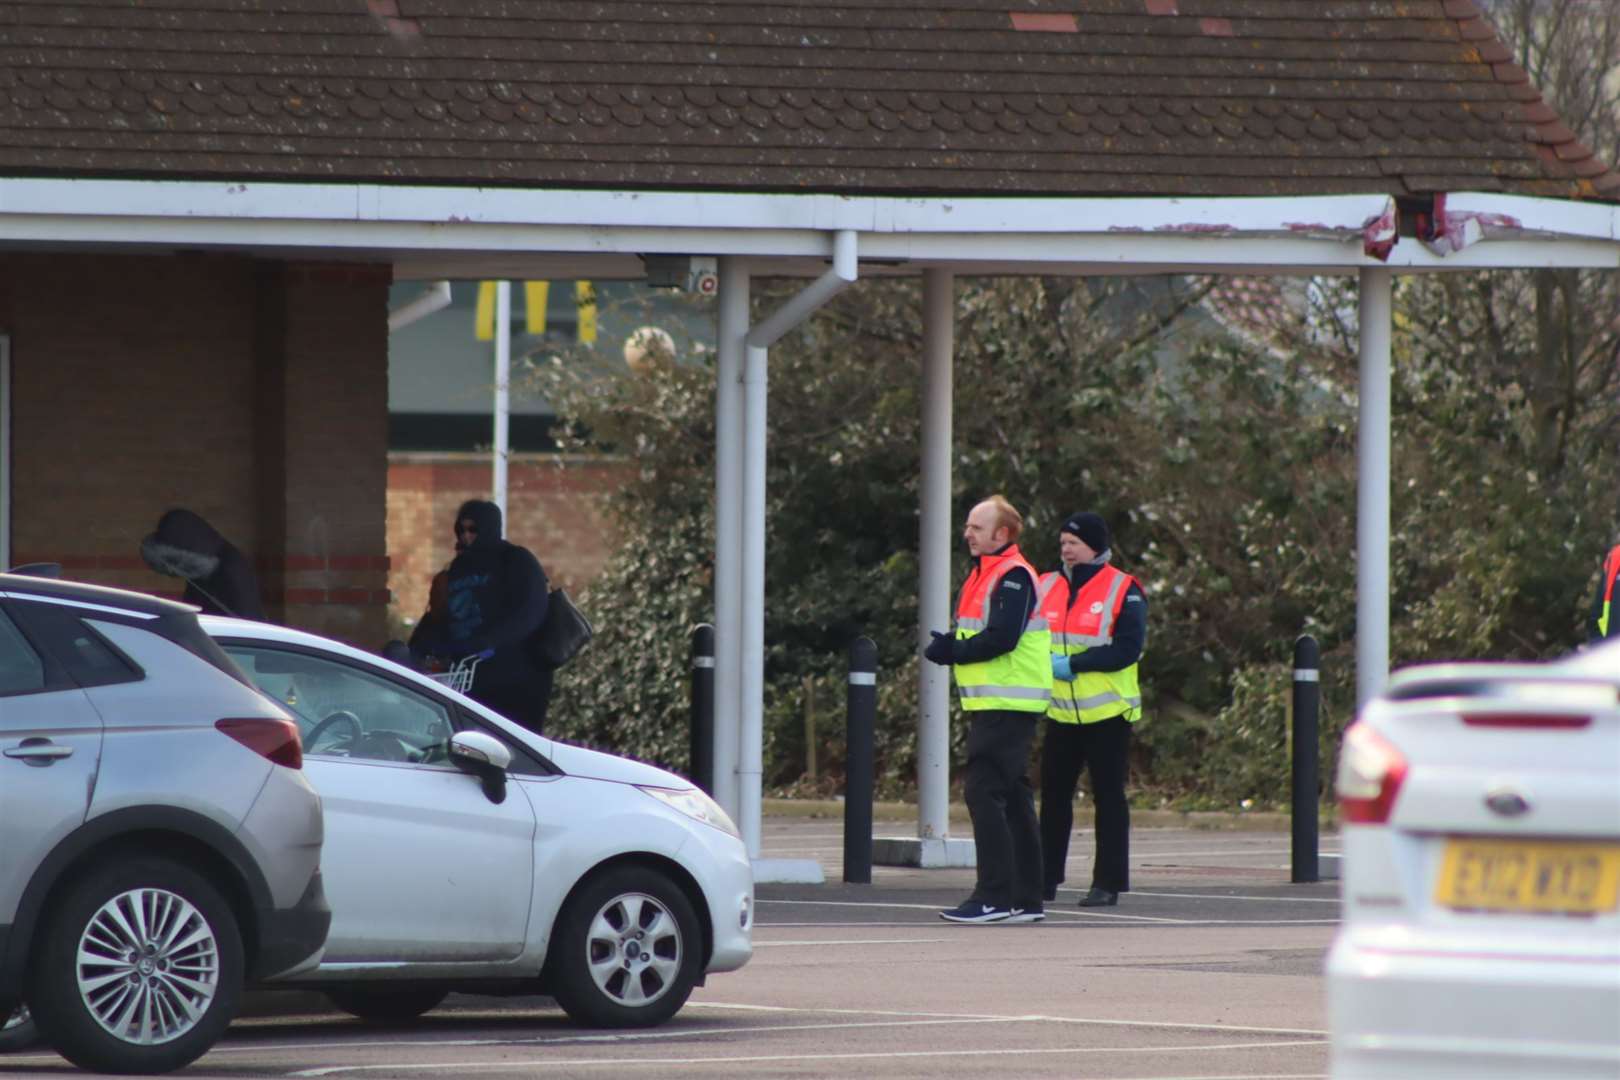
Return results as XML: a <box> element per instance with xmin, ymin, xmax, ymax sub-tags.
<box><xmin>1336</xmin><ymin>723</ymin><xmax>1407</xmax><ymax>824</ymax></box>
<box><xmin>216</xmin><ymin>718</ymin><xmax>303</xmax><ymax>769</ymax></box>
<box><xmin>1461</xmin><ymin>713</ymin><xmax>1591</xmax><ymax>729</ymax></box>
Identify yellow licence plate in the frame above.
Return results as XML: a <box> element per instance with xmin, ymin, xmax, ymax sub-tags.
<box><xmin>1436</xmin><ymin>838</ymin><xmax>1620</xmax><ymax>915</ymax></box>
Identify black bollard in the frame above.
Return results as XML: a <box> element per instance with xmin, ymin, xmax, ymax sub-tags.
<box><xmin>1291</xmin><ymin>634</ymin><xmax>1321</xmax><ymax>884</ymax></box>
<box><xmin>689</xmin><ymin>623</ymin><xmax>715</xmax><ymax>797</ymax></box>
<box><xmin>843</xmin><ymin>636</ymin><xmax>877</xmax><ymax>885</ymax></box>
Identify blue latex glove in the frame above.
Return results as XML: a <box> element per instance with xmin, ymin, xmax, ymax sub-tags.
<box><xmin>1051</xmin><ymin>654</ymin><xmax>1073</xmax><ymax>681</ymax></box>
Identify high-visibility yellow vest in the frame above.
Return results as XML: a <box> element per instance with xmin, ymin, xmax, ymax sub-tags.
<box><xmin>1600</xmin><ymin>544</ymin><xmax>1620</xmax><ymax>639</ymax></box>
<box><xmin>1036</xmin><ymin>564</ymin><xmax>1142</xmax><ymax>725</ymax></box>
<box><xmin>952</xmin><ymin>545</ymin><xmax>1052</xmax><ymax>713</ymax></box>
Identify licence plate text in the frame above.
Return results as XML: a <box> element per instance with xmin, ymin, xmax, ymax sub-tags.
<box><xmin>1437</xmin><ymin>838</ymin><xmax>1620</xmax><ymax>915</ymax></box>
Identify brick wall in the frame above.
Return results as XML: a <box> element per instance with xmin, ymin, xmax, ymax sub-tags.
<box><xmin>387</xmin><ymin>453</ymin><xmax>633</xmax><ymax>627</ymax></box>
<box><xmin>2</xmin><ymin>253</ymin><xmax>393</xmax><ymax>647</ymax></box>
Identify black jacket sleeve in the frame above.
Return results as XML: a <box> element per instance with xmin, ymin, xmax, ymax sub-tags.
<box><xmin>951</xmin><ymin>566</ymin><xmax>1036</xmax><ymax>665</ymax></box>
<box><xmin>465</xmin><ymin>545</ymin><xmax>550</xmax><ymax>654</ymax></box>
<box><xmin>408</xmin><ymin>613</ymin><xmax>447</xmax><ymax>658</ymax></box>
<box><xmin>1069</xmin><ymin>583</ymin><xmax>1146</xmax><ymax>673</ymax></box>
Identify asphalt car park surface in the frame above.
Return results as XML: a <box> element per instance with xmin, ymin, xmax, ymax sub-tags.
<box><xmin>2</xmin><ymin>818</ymin><xmax>1341</xmax><ymax>1079</ymax></box>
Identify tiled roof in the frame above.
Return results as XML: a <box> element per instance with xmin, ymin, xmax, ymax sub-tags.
<box><xmin>0</xmin><ymin>0</ymin><xmax>1613</xmax><ymax>200</ymax></box>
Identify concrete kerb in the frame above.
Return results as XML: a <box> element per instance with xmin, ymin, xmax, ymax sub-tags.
<box><xmin>762</xmin><ymin>797</ymin><xmax>1330</xmax><ymax>834</ymax></box>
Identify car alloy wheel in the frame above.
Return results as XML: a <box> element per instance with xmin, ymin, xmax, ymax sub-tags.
<box><xmin>76</xmin><ymin>887</ymin><xmax>221</xmax><ymax>1044</ymax></box>
<box><xmin>549</xmin><ymin>866</ymin><xmax>701</xmax><ymax>1028</ymax></box>
<box><xmin>29</xmin><ymin>856</ymin><xmax>243</xmax><ymax>1075</ymax></box>
<box><xmin>585</xmin><ymin>891</ymin><xmax>684</xmax><ymax>1008</ymax></box>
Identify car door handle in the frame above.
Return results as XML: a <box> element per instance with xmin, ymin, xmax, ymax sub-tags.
<box><xmin>4</xmin><ymin>739</ymin><xmax>74</xmax><ymax>762</ymax></box>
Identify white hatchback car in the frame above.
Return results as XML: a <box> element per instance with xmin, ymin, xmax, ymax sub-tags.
<box><xmin>1328</xmin><ymin>638</ymin><xmax>1620</xmax><ymax>1079</ymax></box>
<box><xmin>203</xmin><ymin>616</ymin><xmax>753</xmax><ymax>1028</ymax></box>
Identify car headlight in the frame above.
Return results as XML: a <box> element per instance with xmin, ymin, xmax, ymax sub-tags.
<box><xmin>638</xmin><ymin>785</ymin><xmax>741</xmax><ymax>840</ymax></box>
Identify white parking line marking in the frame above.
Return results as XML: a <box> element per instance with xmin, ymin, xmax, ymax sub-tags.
<box><xmin>221</xmin><ymin>1016</ymin><xmax>1022</xmax><ymax>1056</ymax></box>
<box><xmin>756</xmin><ymin>897</ymin><xmax>1193</xmax><ymax>923</ymax></box>
<box><xmin>688</xmin><ymin>1002</ymin><xmax>1329</xmax><ymax>1037</ymax></box>
<box><xmin>755</xmin><ymin>937</ymin><xmax>949</xmax><ymax>945</ymax></box>
<box><xmin>226</xmin><ymin>1004</ymin><xmax>1332</xmax><ymax>1060</ymax></box>
<box><xmin>1126</xmin><ymin>890</ymin><xmax>1341</xmax><ymax>904</ymax></box>
<box><xmin>754</xmin><ymin>898</ymin><xmax>1337</xmax><ymax>926</ymax></box>
<box><xmin>288</xmin><ymin>1039</ymin><xmax>1326</xmax><ymax>1075</ymax></box>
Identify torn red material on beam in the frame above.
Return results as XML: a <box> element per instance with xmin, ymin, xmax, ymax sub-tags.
<box><xmin>1362</xmin><ymin>201</ymin><xmax>1398</xmax><ymax>261</ymax></box>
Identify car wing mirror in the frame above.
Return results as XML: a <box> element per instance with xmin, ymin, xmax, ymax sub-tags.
<box><xmin>449</xmin><ymin>730</ymin><xmax>512</xmax><ymax>771</ymax></box>
<box><xmin>449</xmin><ymin>730</ymin><xmax>512</xmax><ymax>804</ymax></box>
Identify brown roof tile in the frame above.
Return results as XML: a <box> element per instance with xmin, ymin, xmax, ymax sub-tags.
<box><xmin>0</xmin><ymin>0</ymin><xmax>1610</xmax><ymax>201</ymax></box>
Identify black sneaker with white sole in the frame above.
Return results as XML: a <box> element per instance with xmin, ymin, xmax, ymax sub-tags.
<box><xmin>938</xmin><ymin>900</ymin><xmax>1013</xmax><ymax>923</ymax></box>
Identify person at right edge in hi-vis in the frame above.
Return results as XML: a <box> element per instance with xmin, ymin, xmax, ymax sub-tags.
<box><xmin>922</xmin><ymin>495</ymin><xmax>1052</xmax><ymax>925</ymax></box>
<box><xmin>1593</xmin><ymin>538</ymin><xmax>1620</xmax><ymax>642</ymax></box>
<box><xmin>1036</xmin><ymin>511</ymin><xmax>1146</xmax><ymax>909</ymax></box>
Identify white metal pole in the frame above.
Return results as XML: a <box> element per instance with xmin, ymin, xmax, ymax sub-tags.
<box><xmin>493</xmin><ymin>281</ymin><xmax>511</xmax><ymax>520</ymax></box>
<box><xmin>918</xmin><ymin>269</ymin><xmax>953</xmax><ymax>841</ymax></box>
<box><xmin>740</xmin><ymin>339</ymin><xmax>768</xmax><ymax>858</ymax></box>
<box><xmin>1357</xmin><ymin>267</ymin><xmax>1393</xmax><ymax>707</ymax></box>
<box><xmin>713</xmin><ymin>258</ymin><xmax>748</xmax><ymax>820</ymax></box>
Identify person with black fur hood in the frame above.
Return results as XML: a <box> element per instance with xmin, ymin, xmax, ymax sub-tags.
<box><xmin>140</xmin><ymin>508</ymin><xmax>266</xmax><ymax>620</ymax></box>
<box><xmin>411</xmin><ymin>499</ymin><xmax>553</xmax><ymax>735</ymax></box>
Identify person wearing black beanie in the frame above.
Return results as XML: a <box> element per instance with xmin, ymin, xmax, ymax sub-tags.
<box><xmin>410</xmin><ymin>499</ymin><xmax>555</xmax><ymax>735</ymax></box>
<box><xmin>1034</xmin><ymin>510</ymin><xmax>1147</xmax><ymax>908</ymax></box>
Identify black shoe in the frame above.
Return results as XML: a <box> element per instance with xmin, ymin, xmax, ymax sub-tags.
<box><xmin>1042</xmin><ymin>885</ymin><xmax>1058</xmax><ymax>903</ymax></box>
<box><xmin>1077</xmin><ymin>887</ymin><xmax>1119</xmax><ymax>908</ymax></box>
<box><xmin>939</xmin><ymin>900</ymin><xmax>1013</xmax><ymax>924</ymax></box>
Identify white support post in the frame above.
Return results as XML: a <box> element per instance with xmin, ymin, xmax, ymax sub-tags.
<box><xmin>736</xmin><ymin>230</ymin><xmax>856</xmax><ymax>883</ymax></box>
<box><xmin>493</xmin><ymin>281</ymin><xmax>511</xmax><ymax>519</ymax></box>
<box><xmin>869</xmin><ymin>268</ymin><xmax>974</xmax><ymax>870</ymax></box>
<box><xmin>917</xmin><ymin>269</ymin><xmax>953</xmax><ymax>842</ymax></box>
<box><xmin>1357</xmin><ymin>268</ymin><xmax>1393</xmax><ymax>708</ymax></box>
<box><xmin>713</xmin><ymin>258</ymin><xmax>748</xmax><ymax>821</ymax></box>
<box><xmin>739</xmin><ymin>339</ymin><xmax>769</xmax><ymax>858</ymax></box>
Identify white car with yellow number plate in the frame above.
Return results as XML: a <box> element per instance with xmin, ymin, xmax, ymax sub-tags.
<box><xmin>1328</xmin><ymin>638</ymin><xmax>1620</xmax><ymax>1078</ymax></box>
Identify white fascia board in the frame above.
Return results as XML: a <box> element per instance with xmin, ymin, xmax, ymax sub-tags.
<box><xmin>1382</xmin><ymin>237</ymin><xmax>1620</xmax><ymax>269</ymax></box>
<box><xmin>3</xmin><ymin>214</ymin><xmax>1613</xmax><ymax>273</ymax></box>
<box><xmin>860</xmin><ymin>232</ymin><xmax>1620</xmax><ymax>270</ymax></box>
<box><xmin>1440</xmin><ymin>191</ymin><xmax>1620</xmax><ymax>243</ymax></box>
<box><xmin>0</xmin><ymin>179</ymin><xmax>1614</xmax><ymax>270</ymax></box>
<box><xmin>0</xmin><ymin>177</ymin><xmax>1391</xmax><ymax>237</ymax></box>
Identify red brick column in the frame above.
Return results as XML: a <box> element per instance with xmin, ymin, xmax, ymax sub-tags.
<box><xmin>254</xmin><ymin>262</ymin><xmax>393</xmax><ymax>645</ymax></box>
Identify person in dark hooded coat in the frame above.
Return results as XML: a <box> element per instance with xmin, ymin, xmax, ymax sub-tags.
<box><xmin>140</xmin><ymin>508</ymin><xmax>266</xmax><ymax>620</ymax></box>
<box><xmin>414</xmin><ymin>499</ymin><xmax>553</xmax><ymax>735</ymax></box>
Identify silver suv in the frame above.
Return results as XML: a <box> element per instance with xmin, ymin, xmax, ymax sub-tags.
<box><xmin>0</xmin><ymin>574</ymin><xmax>329</xmax><ymax>1074</ymax></box>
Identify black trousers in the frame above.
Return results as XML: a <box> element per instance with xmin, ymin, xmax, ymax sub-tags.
<box><xmin>473</xmin><ymin>666</ymin><xmax>554</xmax><ymax>736</ymax></box>
<box><xmin>1039</xmin><ymin>715</ymin><xmax>1132</xmax><ymax>895</ymax></box>
<box><xmin>963</xmin><ymin>711</ymin><xmax>1044</xmax><ymax>910</ymax></box>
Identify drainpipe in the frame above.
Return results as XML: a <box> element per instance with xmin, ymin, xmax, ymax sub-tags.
<box><xmin>388</xmin><ymin>280</ymin><xmax>452</xmax><ymax>333</ymax></box>
<box><xmin>737</xmin><ymin>229</ymin><xmax>858</xmax><ymax>875</ymax></box>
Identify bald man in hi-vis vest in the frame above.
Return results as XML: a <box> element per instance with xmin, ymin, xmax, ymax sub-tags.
<box><xmin>923</xmin><ymin>495</ymin><xmax>1053</xmax><ymax>924</ymax></box>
